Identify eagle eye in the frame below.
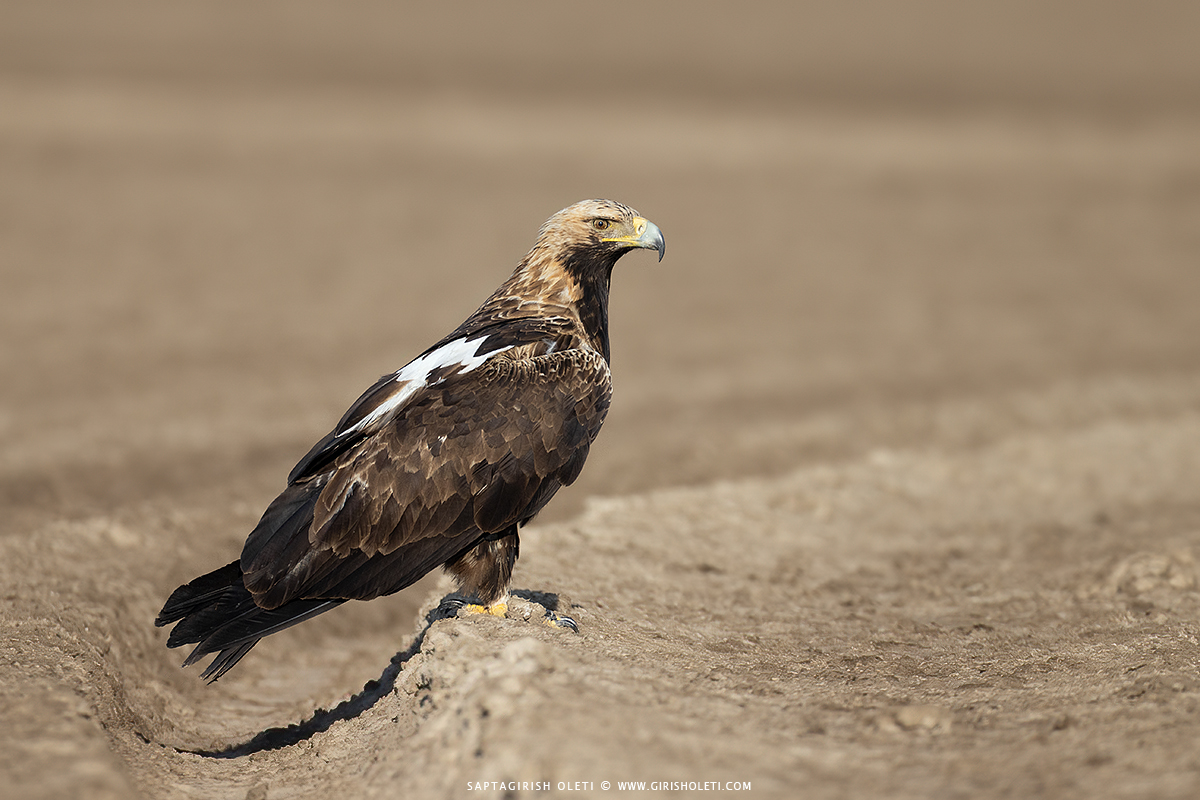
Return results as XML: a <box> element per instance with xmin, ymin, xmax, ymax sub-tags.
<box><xmin>590</xmin><ymin>219</ymin><xmax>612</xmax><ymax>231</ymax></box>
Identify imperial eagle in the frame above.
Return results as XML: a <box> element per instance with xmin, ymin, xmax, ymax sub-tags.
<box><xmin>156</xmin><ymin>199</ymin><xmax>664</xmax><ymax>680</ymax></box>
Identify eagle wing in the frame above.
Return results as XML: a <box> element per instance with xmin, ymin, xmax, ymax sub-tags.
<box><xmin>285</xmin><ymin>317</ymin><xmax>576</xmax><ymax>484</ymax></box>
<box><xmin>239</xmin><ymin>345</ymin><xmax>610</xmax><ymax>608</ymax></box>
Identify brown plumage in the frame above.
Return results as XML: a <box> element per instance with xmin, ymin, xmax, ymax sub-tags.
<box><xmin>156</xmin><ymin>199</ymin><xmax>664</xmax><ymax>680</ymax></box>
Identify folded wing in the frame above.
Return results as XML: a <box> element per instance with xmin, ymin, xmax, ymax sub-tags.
<box><xmin>239</xmin><ymin>346</ymin><xmax>611</xmax><ymax>609</ymax></box>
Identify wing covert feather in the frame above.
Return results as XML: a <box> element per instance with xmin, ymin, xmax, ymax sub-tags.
<box><xmin>312</xmin><ymin>348</ymin><xmax>610</xmax><ymax>558</ymax></box>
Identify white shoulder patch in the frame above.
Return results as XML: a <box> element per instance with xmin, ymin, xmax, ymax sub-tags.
<box><xmin>351</xmin><ymin>336</ymin><xmax>512</xmax><ymax>433</ymax></box>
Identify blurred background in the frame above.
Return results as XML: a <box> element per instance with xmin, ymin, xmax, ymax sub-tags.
<box><xmin>4</xmin><ymin>3</ymin><xmax>1200</xmax><ymax>797</ymax></box>
<box><xmin>4</xmin><ymin>0</ymin><xmax>1200</xmax><ymax>534</ymax></box>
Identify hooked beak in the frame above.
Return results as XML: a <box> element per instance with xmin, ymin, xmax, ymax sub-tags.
<box><xmin>603</xmin><ymin>217</ymin><xmax>665</xmax><ymax>262</ymax></box>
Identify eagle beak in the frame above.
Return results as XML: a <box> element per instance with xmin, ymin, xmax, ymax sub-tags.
<box><xmin>603</xmin><ymin>217</ymin><xmax>666</xmax><ymax>262</ymax></box>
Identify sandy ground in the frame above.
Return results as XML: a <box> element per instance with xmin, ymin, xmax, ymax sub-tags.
<box><xmin>4</xmin><ymin>2</ymin><xmax>1200</xmax><ymax>798</ymax></box>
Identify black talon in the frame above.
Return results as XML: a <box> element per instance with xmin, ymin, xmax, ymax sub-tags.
<box><xmin>546</xmin><ymin>612</ymin><xmax>579</xmax><ymax>632</ymax></box>
<box><xmin>430</xmin><ymin>596</ymin><xmax>467</xmax><ymax>621</ymax></box>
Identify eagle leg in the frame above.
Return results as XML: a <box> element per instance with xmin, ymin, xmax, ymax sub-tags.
<box><xmin>442</xmin><ymin>528</ymin><xmax>579</xmax><ymax>630</ymax></box>
<box><xmin>443</xmin><ymin>526</ymin><xmax>520</xmax><ymax>610</ymax></box>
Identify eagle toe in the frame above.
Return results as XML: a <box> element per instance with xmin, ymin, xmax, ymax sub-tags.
<box><xmin>543</xmin><ymin>612</ymin><xmax>579</xmax><ymax>632</ymax></box>
<box><xmin>460</xmin><ymin>599</ymin><xmax>509</xmax><ymax>618</ymax></box>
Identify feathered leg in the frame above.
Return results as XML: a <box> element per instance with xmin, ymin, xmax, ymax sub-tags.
<box><xmin>442</xmin><ymin>527</ymin><xmax>576</xmax><ymax>630</ymax></box>
<box><xmin>443</xmin><ymin>526</ymin><xmax>520</xmax><ymax>615</ymax></box>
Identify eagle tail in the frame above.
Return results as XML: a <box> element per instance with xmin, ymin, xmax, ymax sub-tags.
<box><xmin>155</xmin><ymin>560</ymin><xmax>344</xmax><ymax>681</ymax></box>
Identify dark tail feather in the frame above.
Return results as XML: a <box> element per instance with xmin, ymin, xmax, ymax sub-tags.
<box><xmin>156</xmin><ymin>561</ymin><xmax>344</xmax><ymax>682</ymax></box>
<box><xmin>198</xmin><ymin>640</ymin><xmax>257</xmax><ymax>682</ymax></box>
<box><xmin>155</xmin><ymin>561</ymin><xmax>244</xmax><ymax>628</ymax></box>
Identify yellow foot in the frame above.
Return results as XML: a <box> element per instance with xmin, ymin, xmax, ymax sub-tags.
<box><xmin>462</xmin><ymin>600</ymin><xmax>508</xmax><ymax>618</ymax></box>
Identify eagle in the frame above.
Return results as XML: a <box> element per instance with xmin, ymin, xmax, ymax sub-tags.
<box><xmin>156</xmin><ymin>199</ymin><xmax>664</xmax><ymax>681</ymax></box>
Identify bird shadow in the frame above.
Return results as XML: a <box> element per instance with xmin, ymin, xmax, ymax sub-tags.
<box><xmin>184</xmin><ymin>590</ymin><xmax>561</xmax><ymax>758</ymax></box>
<box><xmin>510</xmin><ymin>587</ymin><xmax>563</xmax><ymax>612</ymax></box>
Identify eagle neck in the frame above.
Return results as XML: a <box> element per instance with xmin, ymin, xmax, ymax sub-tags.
<box><xmin>574</xmin><ymin>263</ymin><xmax>613</xmax><ymax>363</ymax></box>
<box><xmin>488</xmin><ymin>246</ymin><xmax>615</xmax><ymax>362</ymax></box>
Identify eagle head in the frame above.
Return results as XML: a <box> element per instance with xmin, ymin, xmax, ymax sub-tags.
<box><xmin>539</xmin><ymin>199</ymin><xmax>666</xmax><ymax>270</ymax></box>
